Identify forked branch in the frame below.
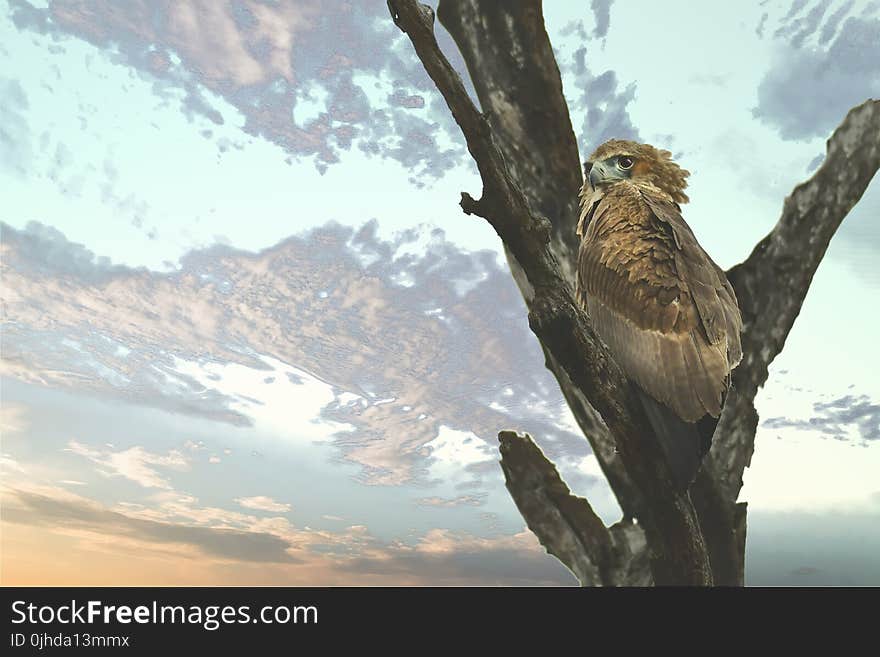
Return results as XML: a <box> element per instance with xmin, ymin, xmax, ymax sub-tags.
<box><xmin>388</xmin><ymin>0</ymin><xmax>711</xmax><ymax>585</ymax></box>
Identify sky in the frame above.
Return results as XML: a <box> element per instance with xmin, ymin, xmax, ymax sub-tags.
<box><xmin>1</xmin><ymin>0</ymin><xmax>878</xmax><ymax>586</ymax></box>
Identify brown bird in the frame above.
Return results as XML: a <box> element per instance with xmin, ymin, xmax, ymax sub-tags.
<box><xmin>576</xmin><ymin>139</ymin><xmax>743</xmax><ymax>489</ymax></box>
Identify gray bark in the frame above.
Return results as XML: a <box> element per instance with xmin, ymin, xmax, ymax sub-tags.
<box><xmin>389</xmin><ymin>0</ymin><xmax>880</xmax><ymax>585</ymax></box>
<box><xmin>438</xmin><ymin>0</ymin><xmax>643</xmax><ymax>524</ymax></box>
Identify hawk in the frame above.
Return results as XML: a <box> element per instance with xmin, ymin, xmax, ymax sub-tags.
<box><xmin>576</xmin><ymin>139</ymin><xmax>743</xmax><ymax>489</ymax></box>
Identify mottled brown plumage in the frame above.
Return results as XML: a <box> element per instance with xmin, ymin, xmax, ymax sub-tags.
<box><xmin>577</xmin><ymin>140</ymin><xmax>743</xmax><ymax>428</ymax></box>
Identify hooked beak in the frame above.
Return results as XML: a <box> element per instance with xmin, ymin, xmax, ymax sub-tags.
<box><xmin>589</xmin><ymin>161</ymin><xmax>611</xmax><ymax>190</ymax></box>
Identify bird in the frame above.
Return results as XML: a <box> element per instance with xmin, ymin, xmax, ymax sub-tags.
<box><xmin>576</xmin><ymin>139</ymin><xmax>743</xmax><ymax>490</ymax></box>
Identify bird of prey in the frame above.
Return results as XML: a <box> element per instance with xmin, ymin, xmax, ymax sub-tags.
<box><xmin>576</xmin><ymin>139</ymin><xmax>743</xmax><ymax>489</ymax></box>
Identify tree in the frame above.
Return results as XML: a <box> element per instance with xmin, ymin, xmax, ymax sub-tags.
<box><xmin>387</xmin><ymin>0</ymin><xmax>880</xmax><ymax>585</ymax></box>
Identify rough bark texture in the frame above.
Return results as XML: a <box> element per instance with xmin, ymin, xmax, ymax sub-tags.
<box><xmin>498</xmin><ymin>430</ymin><xmax>614</xmax><ymax>585</ymax></box>
<box><xmin>438</xmin><ymin>0</ymin><xmax>643</xmax><ymax>525</ymax></box>
<box><xmin>437</xmin><ymin>0</ymin><xmax>583</xmax><ymax>279</ymax></box>
<box><xmin>498</xmin><ymin>431</ymin><xmax>651</xmax><ymax>586</ymax></box>
<box><xmin>388</xmin><ymin>0</ymin><xmax>712</xmax><ymax>586</ymax></box>
<box><xmin>389</xmin><ymin>0</ymin><xmax>880</xmax><ymax>585</ymax></box>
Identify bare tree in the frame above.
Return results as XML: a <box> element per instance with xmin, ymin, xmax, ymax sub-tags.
<box><xmin>387</xmin><ymin>0</ymin><xmax>879</xmax><ymax>585</ymax></box>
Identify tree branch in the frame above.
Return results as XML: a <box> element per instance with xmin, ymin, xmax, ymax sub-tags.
<box><xmin>499</xmin><ymin>430</ymin><xmax>653</xmax><ymax>586</ymax></box>
<box><xmin>438</xmin><ymin>0</ymin><xmax>643</xmax><ymax>522</ymax></box>
<box><xmin>716</xmin><ymin>98</ymin><xmax>880</xmax><ymax>502</ymax></box>
<box><xmin>392</xmin><ymin>0</ymin><xmax>878</xmax><ymax>587</ymax></box>
<box><xmin>498</xmin><ymin>431</ymin><xmax>613</xmax><ymax>585</ymax></box>
<box><xmin>437</xmin><ymin>0</ymin><xmax>583</xmax><ymax>278</ymax></box>
<box><xmin>389</xmin><ymin>0</ymin><xmax>711</xmax><ymax>585</ymax></box>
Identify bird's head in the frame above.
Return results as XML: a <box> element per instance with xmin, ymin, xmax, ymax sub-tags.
<box><xmin>584</xmin><ymin>139</ymin><xmax>690</xmax><ymax>204</ymax></box>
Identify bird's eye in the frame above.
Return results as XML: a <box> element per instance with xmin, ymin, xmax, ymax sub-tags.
<box><xmin>617</xmin><ymin>156</ymin><xmax>634</xmax><ymax>170</ymax></box>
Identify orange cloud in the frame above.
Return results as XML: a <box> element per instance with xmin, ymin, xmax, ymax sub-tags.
<box><xmin>1</xmin><ymin>484</ymin><xmax>572</xmax><ymax>586</ymax></box>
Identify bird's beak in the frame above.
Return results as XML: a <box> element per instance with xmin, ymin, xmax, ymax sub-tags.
<box><xmin>589</xmin><ymin>161</ymin><xmax>610</xmax><ymax>190</ymax></box>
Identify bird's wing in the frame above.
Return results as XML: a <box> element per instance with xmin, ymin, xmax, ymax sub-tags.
<box><xmin>576</xmin><ymin>183</ymin><xmax>743</xmax><ymax>421</ymax></box>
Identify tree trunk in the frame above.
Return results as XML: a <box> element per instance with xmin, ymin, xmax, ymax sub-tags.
<box><xmin>388</xmin><ymin>0</ymin><xmax>880</xmax><ymax>585</ymax></box>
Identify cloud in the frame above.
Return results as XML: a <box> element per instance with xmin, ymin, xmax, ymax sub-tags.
<box><xmin>415</xmin><ymin>494</ymin><xmax>487</xmax><ymax>508</ymax></box>
<box><xmin>235</xmin><ymin>496</ymin><xmax>292</xmax><ymax>513</ymax></box>
<box><xmin>818</xmin><ymin>0</ymin><xmax>856</xmax><ymax>44</ymax></box>
<box><xmin>3</xmin><ymin>487</ymin><xmax>300</xmax><ymax>563</ymax></box>
<box><xmin>762</xmin><ymin>393</ymin><xmax>880</xmax><ymax>442</ymax></box>
<box><xmin>756</xmin><ymin>11</ymin><xmax>769</xmax><ymax>37</ymax></box>
<box><xmin>66</xmin><ymin>440</ymin><xmax>190</xmax><ymax>489</ymax></box>
<box><xmin>0</xmin><ymin>402</ymin><xmax>29</xmax><ymax>437</ymax></box>
<box><xmin>741</xmin><ymin>373</ymin><xmax>880</xmax><ymax>514</ymax></box>
<box><xmin>0</xmin><ymin>224</ymin><xmax>257</xmax><ymax>427</ymax></box>
<box><xmin>563</xmin><ymin>44</ymin><xmax>640</xmax><ymax>157</ymax></box>
<box><xmin>806</xmin><ymin>152</ymin><xmax>825</xmax><ymax>172</ymax></box>
<box><xmin>2</xmin><ymin>485</ymin><xmax>573</xmax><ymax>584</ymax></box>
<box><xmin>590</xmin><ymin>0</ymin><xmax>614</xmax><ymax>39</ymax></box>
<box><xmin>1</xmin><ymin>454</ymin><xmax>27</xmax><ymax>474</ymax></box>
<box><xmin>753</xmin><ymin>5</ymin><xmax>880</xmax><ymax>140</ymax></box>
<box><xmin>9</xmin><ymin>0</ymin><xmax>467</xmax><ymax>180</ymax></box>
<box><xmin>2</xmin><ymin>219</ymin><xmax>588</xmax><ymax>486</ymax></box>
<box><xmin>0</xmin><ymin>221</ymin><xmax>132</xmax><ymax>283</ymax></box>
<box><xmin>0</xmin><ymin>77</ymin><xmax>32</xmax><ymax>177</ymax></box>
<box><xmin>339</xmin><ymin>528</ymin><xmax>574</xmax><ymax>586</ymax></box>
<box><xmin>773</xmin><ymin>0</ymin><xmax>833</xmax><ymax>48</ymax></box>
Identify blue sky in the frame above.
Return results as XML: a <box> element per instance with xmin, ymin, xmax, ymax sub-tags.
<box><xmin>1</xmin><ymin>0</ymin><xmax>878</xmax><ymax>585</ymax></box>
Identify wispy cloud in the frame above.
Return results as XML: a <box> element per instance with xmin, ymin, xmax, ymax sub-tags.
<box><xmin>235</xmin><ymin>496</ymin><xmax>292</xmax><ymax>513</ymax></box>
<box><xmin>763</xmin><ymin>393</ymin><xmax>880</xmax><ymax>442</ymax></box>
<box><xmin>2</xmin><ymin>220</ymin><xmax>588</xmax><ymax>486</ymax></box>
<box><xmin>555</xmin><ymin>21</ymin><xmax>641</xmax><ymax>157</ymax></box>
<box><xmin>66</xmin><ymin>441</ymin><xmax>189</xmax><ymax>489</ymax></box>
<box><xmin>1</xmin><ymin>485</ymin><xmax>572</xmax><ymax>585</ymax></box>
<box><xmin>3</xmin><ymin>485</ymin><xmax>300</xmax><ymax>564</ymax></box>
<box><xmin>0</xmin><ymin>77</ymin><xmax>32</xmax><ymax>178</ymax></box>
<box><xmin>9</xmin><ymin>0</ymin><xmax>467</xmax><ymax>180</ymax></box>
<box><xmin>0</xmin><ymin>402</ymin><xmax>29</xmax><ymax>437</ymax></box>
<box><xmin>753</xmin><ymin>2</ymin><xmax>879</xmax><ymax>139</ymax></box>
<box><xmin>415</xmin><ymin>494</ymin><xmax>486</xmax><ymax>508</ymax></box>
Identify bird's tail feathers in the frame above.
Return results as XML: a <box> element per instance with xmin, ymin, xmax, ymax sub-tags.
<box><xmin>636</xmin><ymin>387</ymin><xmax>714</xmax><ymax>490</ymax></box>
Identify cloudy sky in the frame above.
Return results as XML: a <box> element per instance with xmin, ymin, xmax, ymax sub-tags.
<box><xmin>1</xmin><ymin>0</ymin><xmax>878</xmax><ymax>586</ymax></box>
